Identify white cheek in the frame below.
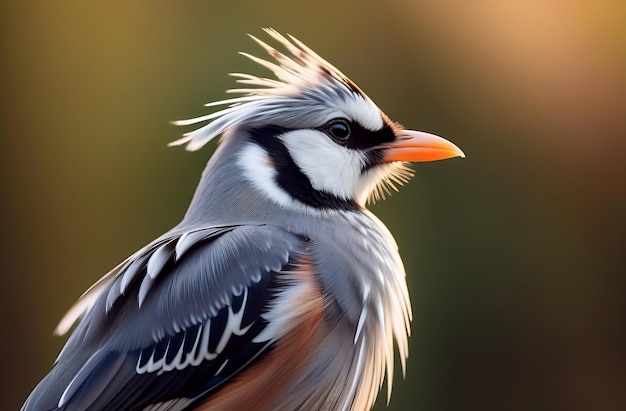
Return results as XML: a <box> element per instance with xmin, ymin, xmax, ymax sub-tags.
<box><xmin>280</xmin><ymin>130</ymin><xmax>367</xmax><ymax>200</ymax></box>
<box><xmin>237</xmin><ymin>143</ymin><xmax>297</xmax><ymax>209</ymax></box>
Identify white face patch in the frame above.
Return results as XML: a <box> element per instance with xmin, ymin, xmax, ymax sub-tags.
<box><xmin>237</xmin><ymin>143</ymin><xmax>299</xmax><ymax>209</ymax></box>
<box><xmin>279</xmin><ymin>129</ymin><xmax>369</xmax><ymax>201</ymax></box>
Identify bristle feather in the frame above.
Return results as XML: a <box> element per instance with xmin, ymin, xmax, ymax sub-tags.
<box><xmin>367</xmin><ymin>163</ymin><xmax>414</xmax><ymax>205</ymax></box>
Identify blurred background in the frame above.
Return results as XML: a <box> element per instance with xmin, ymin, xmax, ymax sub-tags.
<box><xmin>2</xmin><ymin>1</ymin><xmax>625</xmax><ymax>410</ymax></box>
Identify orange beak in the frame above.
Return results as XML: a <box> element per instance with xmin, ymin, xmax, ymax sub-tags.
<box><xmin>384</xmin><ymin>130</ymin><xmax>465</xmax><ymax>162</ymax></box>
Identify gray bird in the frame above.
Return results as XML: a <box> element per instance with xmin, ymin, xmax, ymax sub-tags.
<box><xmin>22</xmin><ymin>29</ymin><xmax>464</xmax><ymax>411</ymax></box>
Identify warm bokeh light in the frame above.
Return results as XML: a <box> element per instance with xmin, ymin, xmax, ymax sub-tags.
<box><xmin>2</xmin><ymin>1</ymin><xmax>624</xmax><ymax>410</ymax></box>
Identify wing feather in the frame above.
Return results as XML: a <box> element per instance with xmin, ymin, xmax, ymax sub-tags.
<box><xmin>23</xmin><ymin>224</ymin><xmax>307</xmax><ymax>411</ymax></box>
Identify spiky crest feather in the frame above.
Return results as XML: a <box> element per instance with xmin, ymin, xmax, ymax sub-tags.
<box><xmin>170</xmin><ymin>28</ymin><xmax>380</xmax><ymax>151</ymax></box>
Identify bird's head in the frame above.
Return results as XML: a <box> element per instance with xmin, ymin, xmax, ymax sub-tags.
<box><xmin>172</xmin><ymin>29</ymin><xmax>464</xmax><ymax>211</ymax></box>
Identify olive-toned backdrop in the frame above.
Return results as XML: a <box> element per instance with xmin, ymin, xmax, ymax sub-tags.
<box><xmin>2</xmin><ymin>1</ymin><xmax>624</xmax><ymax>410</ymax></box>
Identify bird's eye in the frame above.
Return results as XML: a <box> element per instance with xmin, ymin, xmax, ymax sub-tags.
<box><xmin>326</xmin><ymin>120</ymin><xmax>351</xmax><ymax>142</ymax></box>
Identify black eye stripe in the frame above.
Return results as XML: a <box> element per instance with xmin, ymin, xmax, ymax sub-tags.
<box><xmin>345</xmin><ymin>122</ymin><xmax>396</xmax><ymax>150</ymax></box>
<box><xmin>318</xmin><ymin>118</ymin><xmax>396</xmax><ymax>150</ymax></box>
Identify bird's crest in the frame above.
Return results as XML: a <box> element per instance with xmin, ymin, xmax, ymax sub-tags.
<box><xmin>170</xmin><ymin>28</ymin><xmax>377</xmax><ymax>151</ymax></box>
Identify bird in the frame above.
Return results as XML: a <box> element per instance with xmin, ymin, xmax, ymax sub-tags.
<box><xmin>22</xmin><ymin>28</ymin><xmax>464</xmax><ymax>411</ymax></box>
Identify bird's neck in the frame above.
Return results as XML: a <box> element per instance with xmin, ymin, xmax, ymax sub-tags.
<box><xmin>179</xmin><ymin>138</ymin><xmax>364</xmax><ymax>229</ymax></box>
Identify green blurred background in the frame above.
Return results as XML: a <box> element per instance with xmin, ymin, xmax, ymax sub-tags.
<box><xmin>2</xmin><ymin>1</ymin><xmax>625</xmax><ymax>410</ymax></box>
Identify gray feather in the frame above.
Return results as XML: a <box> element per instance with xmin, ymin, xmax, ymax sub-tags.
<box><xmin>23</xmin><ymin>29</ymin><xmax>416</xmax><ymax>411</ymax></box>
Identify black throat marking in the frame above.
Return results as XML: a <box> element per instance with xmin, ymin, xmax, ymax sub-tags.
<box><xmin>247</xmin><ymin>125</ymin><xmax>361</xmax><ymax>211</ymax></box>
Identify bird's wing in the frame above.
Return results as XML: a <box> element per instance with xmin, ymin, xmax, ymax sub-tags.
<box><xmin>24</xmin><ymin>224</ymin><xmax>313</xmax><ymax>411</ymax></box>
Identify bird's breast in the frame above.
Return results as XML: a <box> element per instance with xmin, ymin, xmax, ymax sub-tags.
<box><xmin>268</xmin><ymin>209</ymin><xmax>412</xmax><ymax>410</ymax></box>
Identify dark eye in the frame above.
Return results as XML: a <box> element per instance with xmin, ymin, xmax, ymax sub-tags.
<box><xmin>326</xmin><ymin>119</ymin><xmax>351</xmax><ymax>142</ymax></box>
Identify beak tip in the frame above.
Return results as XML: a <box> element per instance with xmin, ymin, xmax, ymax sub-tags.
<box><xmin>447</xmin><ymin>142</ymin><xmax>465</xmax><ymax>160</ymax></box>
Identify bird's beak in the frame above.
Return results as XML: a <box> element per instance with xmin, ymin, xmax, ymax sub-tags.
<box><xmin>384</xmin><ymin>130</ymin><xmax>465</xmax><ymax>162</ymax></box>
